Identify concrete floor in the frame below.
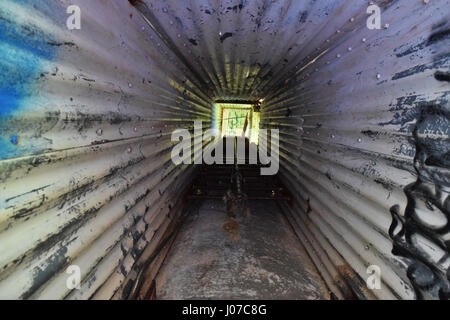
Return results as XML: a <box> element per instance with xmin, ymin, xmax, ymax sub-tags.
<box><xmin>155</xmin><ymin>199</ymin><xmax>329</xmax><ymax>300</ymax></box>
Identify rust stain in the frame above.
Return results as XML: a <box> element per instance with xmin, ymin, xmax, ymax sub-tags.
<box><xmin>222</xmin><ymin>218</ymin><xmax>240</xmax><ymax>242</ymax></box>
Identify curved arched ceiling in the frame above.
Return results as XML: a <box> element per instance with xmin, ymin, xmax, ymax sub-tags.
<box><xmin>0</xmin><ymin>0</ymin><xmax>448</xmax><ymax>300</ymax></box>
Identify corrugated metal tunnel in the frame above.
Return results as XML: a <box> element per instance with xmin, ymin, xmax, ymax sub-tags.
<box><xmin>0</xmin><ymin>0</ymin><xmax>449</xmax><ymax>300</ymax></box>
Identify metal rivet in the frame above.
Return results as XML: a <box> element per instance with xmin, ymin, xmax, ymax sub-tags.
<box><xmin>96</xmin><ymin>128</ymin><xmax>103</xmax><ymax>136</ymax></box>
<box><xmin>128</xmin><ymin>82</ymin><xmax>132</xmax><ymax>88</ymax></box>
<box><xmin>350</xmin><ymin>17</ymin><xmax>354</xmax><ymax>22</ymax></box>
<box><xmin>336</xmin><ymin>29</ymin><xmax>340</xmax><ymax>33</ymax></box>
<box><xmin>162</xmin><ymin>7</ymin><xmax>168</xmax><ymax>13</ymax></box>
<box><xmin>401</xmin><ymin>144</ymin><xmax>408</xmax><ymax>153</ymax></box>
<box><xmin>336</xmin><ymin>54</ymin><xmax>341</xmax><ymax>58</ymax></box>
<box><xmin>357</xmin><ymin>138</ymin><xmax>362</xmax><ymax>143</ymax></box>
<box><xmin>133</xmin><ymin>127</ymin><xmax>138</xmax><ymax>132</ymax></box>
<box><xmin>169</xmin><ymin>20</ymin><xmax>174</xmax><ymax>25</ymax></box>
<box><xmin>384</xmin><ymin>23</ymin><xmax>390</xmax><ymax>29</ymax></box>
<box><xmin>331</xmin><ymin>134</ymin><xmax>335</xmax><ymax>139</ymax></box>
<box><xmin>362</xmin><ymin>38</ymin><xmax>367</xmax><ymax>43</ymax></box>
<box><xmin>141</xmin><ymin>26</ymin><xmax>145</xmax><ymax>31</ymax></box>
<box><xmin>348</xmin><ymin>47</ymin><xmax>352</xmax><ymax>51</ymax></box>
<box><xmin>376</xmin><ymin>73</ymin><xmax>381</xmax><ymax>79</ymax></box>
<box><xmin>127</xmin><ymin>147</ymin><xmax>132</xmax><ymax>153</ymax></box>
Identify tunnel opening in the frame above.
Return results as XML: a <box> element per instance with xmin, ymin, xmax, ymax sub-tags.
<box><xmin>0</xmin><ymin>0</ymin><xmax>449</xmax><ymax>301</ymax></box>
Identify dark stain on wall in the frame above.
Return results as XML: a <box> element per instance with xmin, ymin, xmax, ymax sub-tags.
<box><xmin>388</xmin><ymin>25</ymin><xmax>449</xmax><ymax>299</ymax></box>
<box><xmin>379</xmin><ymin>93</ymin><xmax>449</xmax><ymax>133</ymax></box>
<box><xmin>389</xmin><ymin>101</ymin><xmax>449</xmax><ymax>300</ymax></box>
<box><xmin>220</xmin><ymin>32</ymin><xmax>233</xmax><ymax>43</ymax></box>
<box><xmin>394</xmin><ymin>27</ymin><xmax>450</xmax><ymax>58</ymax></box>
<box><xmin>392</xmin><ymin>54</ymin><xmax>450</xmax><ymax>81</ymax></box>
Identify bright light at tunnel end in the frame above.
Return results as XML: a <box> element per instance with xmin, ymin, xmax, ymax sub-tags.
<box><xmin>170</xmin><ymin>121</ymin><xmax>280</xmax><ymax>176</ymax></box>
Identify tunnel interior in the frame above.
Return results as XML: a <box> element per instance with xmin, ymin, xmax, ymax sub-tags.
<box><xmin>0</xmin><ymin>0</ymin><xmax>449</xmax><ymax>300</ymax></box>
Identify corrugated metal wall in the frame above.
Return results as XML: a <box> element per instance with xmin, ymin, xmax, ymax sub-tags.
<box><xmin>259</xmin><ymin>0</ymin><xmax>449</xmax><ymax>300</ymax></box>
<box><xmin>0</xmin><ymin>0</ymin><xmax>208</xmax><ymax>299</ymax></box>
<box><xmin>0</xmin><ymin>0</ymin><xmax>449</xmax><ymax>300</ymax></box>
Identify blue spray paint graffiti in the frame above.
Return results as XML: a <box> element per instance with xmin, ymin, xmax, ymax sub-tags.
<box><xmin>0</xmin><ymin>1</ymin><xmax>59</xmax><ymax>159</ymax></box>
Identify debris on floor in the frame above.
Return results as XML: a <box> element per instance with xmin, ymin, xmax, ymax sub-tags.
<box><xmin>155</xmin><ymin>199</ymin><xmax>329</xmax><ymax>300</ymax></box>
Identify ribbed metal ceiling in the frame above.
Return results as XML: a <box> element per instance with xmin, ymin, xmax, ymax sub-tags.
<box><xmin>0</xmin><ymin>0</ymin><xmax>449</xmax><ymax>299</ymax></box>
